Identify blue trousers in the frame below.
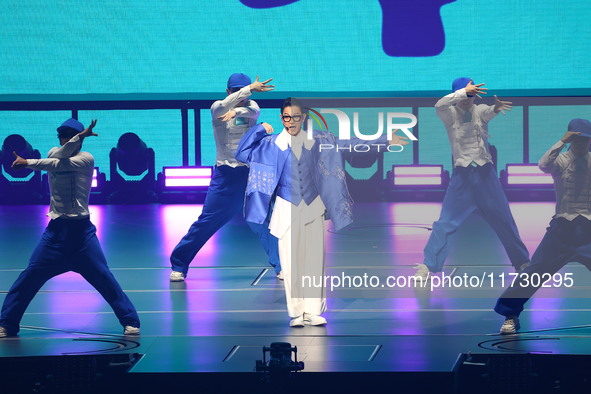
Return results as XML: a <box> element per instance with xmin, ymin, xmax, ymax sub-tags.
<box><xmin>170</xmin><ymin>165</ymin><xmax>281</xmax><ymax>276</ymax></box>
<box><xmin>495</xmin><ymin>216</ymin><xmax>591</xmax><ymax>317</ymax></box>
<box><xmin>0</xmin><ymin>217</ymin><xmax>140</xmax><ymax>335</ymax></box>
<box><xmin>424</xmin><ymin>163</ymin><xmax>529</xmax><ymax>272</ymax></box>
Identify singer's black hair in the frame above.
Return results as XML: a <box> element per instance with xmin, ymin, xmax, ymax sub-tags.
<box><xmin>280</xmin><ymin>97</ymin><xmax>308</xmax><ymax>114</ymax></box>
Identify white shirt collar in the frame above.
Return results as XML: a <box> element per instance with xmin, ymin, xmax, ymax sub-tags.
<box><xmin>275</xmin><ymin>129</ymin><xmax>315</xmax><ymax>151</ymax></box>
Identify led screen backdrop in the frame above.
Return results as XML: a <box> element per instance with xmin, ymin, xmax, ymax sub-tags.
<box><xmin>0</xmin><ymin>1</ymin><xmax>590</xmax><ymax>181</ymax></box>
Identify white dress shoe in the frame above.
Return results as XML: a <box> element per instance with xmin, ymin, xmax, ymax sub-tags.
<box><xmin>304</xmin><ymin>313</ymin><xmax>327</xmax><ymax>326</ymax></box>
<box><xmin>289</xmin><ymin>315</ymin><xmax>305</xmax><ymax>327</ymax></box>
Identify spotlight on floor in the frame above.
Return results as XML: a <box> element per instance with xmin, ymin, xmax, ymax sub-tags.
<box><xmin>256</xmin><ymin>342</ymin><xmax>304</xmax><ymax>393</ymax></box>
<box><xmin>256</xmin><ymin>342</ymin><xmax>304</xmax><ymax>373</ymax></box>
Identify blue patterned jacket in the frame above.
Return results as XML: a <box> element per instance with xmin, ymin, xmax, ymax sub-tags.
<box><xmin>236</xmin><ymin>124</ymin><xmax>388</xmax><ymax>231</ymax></box>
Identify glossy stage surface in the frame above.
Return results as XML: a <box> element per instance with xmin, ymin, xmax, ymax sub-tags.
<box><xmin>1</xmin><ymin>202</ymin><xmax>591</xmax><ymax>379</ymax></box>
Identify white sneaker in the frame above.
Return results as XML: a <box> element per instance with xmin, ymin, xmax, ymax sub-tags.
<box><xmin>414</xmin><ymin>263</ymin><xmax>431</xmax><ymax>283</ymax></box>
<box><xmin>289</xmin><ymin>315</ymin><xmax>305</xmax><ymax>327</ymax></box>
<box><xmin>304</xmin><ymin>313</ymin><xmax>327</xmax><ymax>326</ymax></box>
<box><xmin>0</xmin><ymin>326</ymin><xmax>8</xmax><ymax>338</ymax></box>
<box><xmin>500</xmin><ymin>317</ymin><xmax>520</xmax><ymax>335</ymax></box>
<box><xmin>170</xmin><ymin>271</ymin><xmax>185</xmax><ymax>282</ymax></box>
<box><xmin>124</xmin><ymin>326</ymin><xmax>140</xmax><ymax>335</ymax></box>
<box><xmin>276</xmin><ymin>271</ymin><xmax>284</xmax><ymax>280</ymax></box>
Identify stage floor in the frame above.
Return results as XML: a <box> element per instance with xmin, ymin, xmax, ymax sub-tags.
<box><xmin>1</xmin><ymin>202</ymin><xmax>591</xmax><ymax>378</ymax></box>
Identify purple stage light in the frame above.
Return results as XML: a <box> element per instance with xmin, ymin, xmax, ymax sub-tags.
<box><xmin>505</xmin><ymin>164</ymin><xmax>553</xmax><ymax>185</ymax></box>
<box><xmin>163</xmin><ymin>167</ymin><xmax>213</xmax><ymax>188</ymax></box>
<box><xmin>92</xmin><ymin>168</ymin><xmax>98</xmax><ymax>188</ymax></box>
<box><xmin>392</xmin><ymin>165</ymin><xmax>444</xmax><ymax>186</ymax></box>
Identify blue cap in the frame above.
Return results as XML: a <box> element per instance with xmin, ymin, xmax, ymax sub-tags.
<box><xmin>227</xmin><ymin>73</ymin><xmax>251</xmax><ymax>89</ymax></box>
<box><xmin>57</xmin><ymin>118</ymin><xmax>84</xmax><ymax>135</ymax></box>
<box><xmin>568</xmin><ymin>118</ymin><xmax>591</xmax><ymax>138</ymax></box>
<box><xmin>452</xmin><ymin>77</ymin><xmax>473</xmax><ymax>93</ymax></box>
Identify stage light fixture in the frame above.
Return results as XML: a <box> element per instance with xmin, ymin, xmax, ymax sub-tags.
<box><xmin>391</xmin><ymin>165</ymin><xmax>447</xmax><ymax>187</ymax></box>
<box><xmin>162</xmin><ymin>166</ymin><xmax>213</xmax><ymax>188</ymax></box>
<box><xmin>92</xmin><ymin>168</ymin><xmax>99</xmax><ymax>188</ymax></box>
<box><xmin>504</xmin><ymin>164</ymin><xmax>553</xmax><ymax>186</ymax></box>
<box><xmin>255</xmin><ymin>342</ymin><xmax>304</xmax><ymax>373</ymax></box>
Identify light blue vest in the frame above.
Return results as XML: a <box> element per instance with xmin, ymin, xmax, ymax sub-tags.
<box><xmin>277</xmin><ymin>150</ymin><xmax>320</xmax><ymax>205</ymax></box>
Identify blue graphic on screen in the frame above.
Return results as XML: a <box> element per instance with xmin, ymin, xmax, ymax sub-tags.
<box><xmin>239</xmin><ymin>0</ymin><xmax>299</xmax><ymax>7</ymax></box>
<box><xmin>377</xmin><ymin>0</ymin><xmax>456</xmax><ymax>56</ymax></box>
<box><xmin>241</xmin><ymin>0</ymin><xmax>456</xmax><ymax>57</ymax></box>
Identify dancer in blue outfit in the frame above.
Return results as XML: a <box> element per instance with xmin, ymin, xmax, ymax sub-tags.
<box><xmin>416</xmin><ymin>78</ymin><xmax>530</xmax><ymax>280</ymax></box>
<box><xmin>0</xmin><ymin>118</ymin><xmax>140</xmax><ymax>337</ymax></box>
<box><xmin>169</xmin><ymin>73</ymin><xmax>281</xmax><ymax>281</ymax></box>
<box><xmin>495</xmin><ymin>119</ymin><xmax>591</xmax><ymax>334</ymax></box>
